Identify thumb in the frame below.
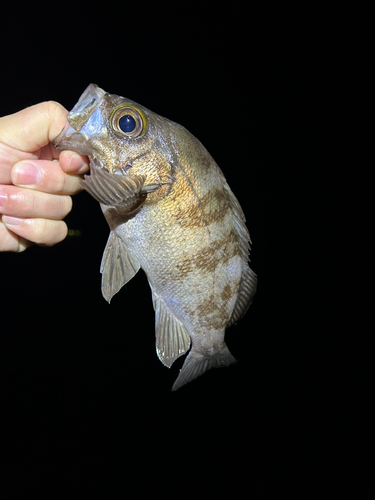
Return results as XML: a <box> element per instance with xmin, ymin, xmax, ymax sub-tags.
<box><xmin>0</xmin><ymin>101</ymin><xmax>68</xmax><ymax>153</ymax></box>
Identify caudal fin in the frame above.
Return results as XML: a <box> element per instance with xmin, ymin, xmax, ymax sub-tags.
<box><xmin>171</xmin><ymin>345</ymin><xmax>236</xmax><ymax>391</ymax></box>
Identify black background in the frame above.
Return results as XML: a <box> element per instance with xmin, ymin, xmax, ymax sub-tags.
<box><xmin>1</xmin><ymin>2</ymin><xmax>371</xmax><ymax>498</ymax></box>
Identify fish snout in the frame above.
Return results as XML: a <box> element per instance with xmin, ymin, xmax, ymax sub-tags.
<box><xmin>53</xmin><ymin>120</ymin><xmax>77</xmax><ymax>146</ymax></box>
<box><xmin>53</xmin><ymin>83</ymin><xmax>107</xmax><ymax>154</ymax></box>
<box><xmin>52</xmin><ymin>121</ymin><xmax>91</xmax><ymax>155</ymax></box>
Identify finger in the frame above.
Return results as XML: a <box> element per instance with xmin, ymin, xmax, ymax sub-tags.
<box><xmin>0</xmin><ymin>101</ymin><xmax>68</xmax><ymax>152</ymax></box>
<box><xmin>12</xmin><ymin>159</ymin><xmax>84</xmax><ymax>195</ymax></box>
<box><xmin>1</xmin><ymin>216</ymin><xmax>68</xmax><ymax>246</ymax></box>
<box><xmin>59</xmin><ymin>150</ymin><xmax>90</xmax><ymax>175</ymax></box>
<box><xmin>0</xmin><ymin>217</ymin><xmax>31</xmax><ymax>252</ymax></box>
<box><xmin>0</xmin><ymin>140</ymin><xmax>35</xmax><ymax>184</ymax></box>
<box><xmin>0</xmin><ymin>185</ymin><xmax>72</xmax><ymax>219</ymax></box>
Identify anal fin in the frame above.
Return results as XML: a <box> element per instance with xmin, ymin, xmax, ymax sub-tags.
<box><xmin>152</xmin><ymin>294</ymin><xmax>191</xmax><ymax>368</ymax></box>
<box><xmin>100</xmin><ymin>231</ymin><xmax>140</xmax><ymax>303</ymax></box>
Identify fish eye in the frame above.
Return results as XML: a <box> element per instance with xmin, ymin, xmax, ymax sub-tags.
<box><xmin>110</xmin><ymin>105</ymin><xmax>147</xmax><ymax>138</ymax></box>
<box><xmin>119</xmin><ymin>114</ymin><xmax>136</xmax><ymax>133</ymax></box>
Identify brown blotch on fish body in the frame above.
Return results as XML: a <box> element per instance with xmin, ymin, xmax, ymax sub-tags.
<box><xmin>221</xmin><ymin>284</ymin><xmax>232</xmax><ymax>302</ymax></box>
<box><xmin>171</xmin><ymin>187</ymin><xmax>231</xmax><ymax>230</ymax></box>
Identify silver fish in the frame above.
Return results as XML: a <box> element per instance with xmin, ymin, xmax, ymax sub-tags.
<box><xmin>53</xmin><ymin>84</ymin><xmax>257</xmax><ymax>390</ymax></box>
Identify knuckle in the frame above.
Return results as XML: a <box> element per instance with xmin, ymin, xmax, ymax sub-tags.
<box><xmin>65</xmin><ymin>175</ymin><xmax>82</xmax><ymax>195</ymax></box>
<box><xmin>2</xmin><ymin>188</ymin><xmax>73</xmax><ymax>222</ymax></box>
<box><xmin>57</xmin><ymin>195</ymin><xmax>73</xmax><ymax>217</ymax></box>
<box><xmin>52</xmin><ymin>221</ymin><xmax>68</xmax><ymax>244</ymax></box>
<box><xmin>33</xmin><ymin>219</ymin><xmax>67</xmax><ymax>245</ymax></box>
<box><xmin>51</xmin><ymin>168</ymin><xmax>67</xmax><ymax>194</ymax></box>
<box><xmin>45</xmin><ymin>101</ymin><xmax>68</xmax><ymax>123</ymax></box>
<box><xmin>32</xmin><ymin>218</ymin><xmax>48</xmax><ymax>243</ymax></box>
<box><xmin>40</xmin><ymin>193</ymin><xmax>72</xmax><ymax>219</ymax></box>
<box><xmin>46</xmin><ymin>100</ymin><xmax>66</xmax><ymax>115</ymax></box>
<box><xmin>35</xmin><ymin>160</ymin><xmax>68</xmax><ymax>194</ymax></box>
<box><xmin>59</xmin><ymin>172</ymin><xmax>76</xmax><ymax>195</ymax></box>
<box><xmin>7</xmin><ymin>188</ymin><xmax>28</xmax><ymax>213</ymax></box>
<box><xmin>47</xmin><ymin>101</ymin><xmax>69</xmax><ymax>141</ymax></box>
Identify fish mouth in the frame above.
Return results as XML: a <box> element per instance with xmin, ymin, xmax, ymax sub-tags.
<box><xmin>53</xmin><ymin>120</ymin><xmax>82</xmax><ymax>149</ymax></box>
<box><xmin>52</xmin><ymin>123</ymin><xmax>93</xmax><ymax>156</ymax></box>
<box><xmin>52</xmin><ymin>83</ymin><xmax>107</xmax><ymax>155</ymax></box>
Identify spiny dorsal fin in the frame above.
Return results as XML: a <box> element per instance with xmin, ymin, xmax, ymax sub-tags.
<box><xmin>223</xmin><ymin>182</ymin><xmax>258</xmax><ymax>325</ymax></box>
<box><xmin>152</xmin><ymin>293</ymin><xmax>191</xmax><ymax>367</ymax></box>
<box><xmin>100</xmin><ymin>231</ymin><xmax>140</xmax><ymax>303</ymax></box>
<box><xmin>228</xmin><ymin>265</ymin><xmax>258</xmax><ymax>326</ymax></box>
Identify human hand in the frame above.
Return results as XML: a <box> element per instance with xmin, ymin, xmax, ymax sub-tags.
<box><xmin>0</xmin><ymin>101</ymin><xmax>89</xmax><ymax>252</ymax></box>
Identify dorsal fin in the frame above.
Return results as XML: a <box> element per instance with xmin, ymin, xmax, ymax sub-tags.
<box><xmin>223</xmin><ymin>182</ymin><xmax>258</xmax><ymax>326</ymax></box>
<box><xmin>100</xmin><ymin>231</ymin><xmax>140</xmax><ymax>303</ymax></box>
<box><xmin>228</xmin><ymin>265</ymin><xmax>258</xmax><ymax>326</ymax></box>
<box><xmin>152</xmin><ymin>293</ymin><xmax>191</xmax><ymax>367</ymax></box>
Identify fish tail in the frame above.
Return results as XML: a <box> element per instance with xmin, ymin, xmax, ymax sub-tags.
<box><xmin>171</xmin><ymin>344</ymin><xmax>236</xmax><ymax>391</ymax></box>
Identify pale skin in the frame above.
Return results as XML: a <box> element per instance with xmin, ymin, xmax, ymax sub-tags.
<box><xmin>0</xmin><ymin>101</ymin><xmax>89</xmax><ymax>252</ymax></box>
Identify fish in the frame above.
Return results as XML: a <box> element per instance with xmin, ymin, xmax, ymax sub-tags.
<box><xmin>53</xmin><ymin>84</ymin><xmax>257</xmax><ymax>390</ymax></box>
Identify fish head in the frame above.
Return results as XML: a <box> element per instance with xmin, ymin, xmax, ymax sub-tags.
<box><xmin>53</xmin><ymin>84</ymin><xmax>175</xmax><ymax>179</ymax></box>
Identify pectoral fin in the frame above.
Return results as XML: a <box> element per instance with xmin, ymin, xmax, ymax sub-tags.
<box><xmin>100</xmin><ymin>231</ymin><xmax>140</xmax><ymax>303</ymax></box>
<box><xmin>152</xmin><ymin>293</ymin><xmax>191</xmax><ymax>367</ymax></box>
<box><xmin>81</xmin><ymin>166</ymin><xmax>159</xmax><ymax>209</ymax></box>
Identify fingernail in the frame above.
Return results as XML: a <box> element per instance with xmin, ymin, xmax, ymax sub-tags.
<box><xmin>64</xmin><ymin>152</ymin><xmax>88</xmax><ymax>173</ymax></box>
<box><xmin>77</xmin><ymin>161</ymin><xmax>89</xmax><ymax>174</ymax></box>
<box><xmin>13</xmin><ymin>162</ymin><xmax>41</xmax><ymax>186</ymax></box>
<box><xmin>2</xmin><ymin>215</ymin><xmax>24</xmax><ymax>226</ymax></box>
<box><xmin>0</xmin><ymin>187</ymin><xmax>6</xmax><ymax>208</ymax></box>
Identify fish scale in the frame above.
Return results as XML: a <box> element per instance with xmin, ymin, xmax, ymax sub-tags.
<box><xmin>53</xmin><ymin>84</ymin><xmax>257</xmax><ymax>390</ymax></box>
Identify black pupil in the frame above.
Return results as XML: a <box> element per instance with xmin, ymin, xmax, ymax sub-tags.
<box><xmin>119</xmin><ymin>114</ymin><xmax>136</xmax><ymax>133</ymax></box>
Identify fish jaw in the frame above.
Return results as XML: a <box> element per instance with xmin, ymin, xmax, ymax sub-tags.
<box><xmin>66</xmin><ymin>83</ymin><xmax>106</xmax><ymax>131</ymax></box>
<box><xmin>53</xmin><ymin>84</ymin><xmax>107</xmax><ymax>155</ymax></box>
<box><xmin>52</xmin><ymin>119</ymin><xmax>85</xmax><ymax>152</ymax></box>
<box><xmin>53</xmin><ymin>109</ymin><xmax>108</xmax><ymax>157</ymax></box>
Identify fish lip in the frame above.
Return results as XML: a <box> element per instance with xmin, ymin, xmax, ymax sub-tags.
<box><xmin>52</xmin><ymin>121</ymin><xmax>78</xmax><ymax>147</ymax></box>
<box><xmin>52</xmin><ymin>123</ymin><xmax>91</xmax><ymax>156</ymax></box>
